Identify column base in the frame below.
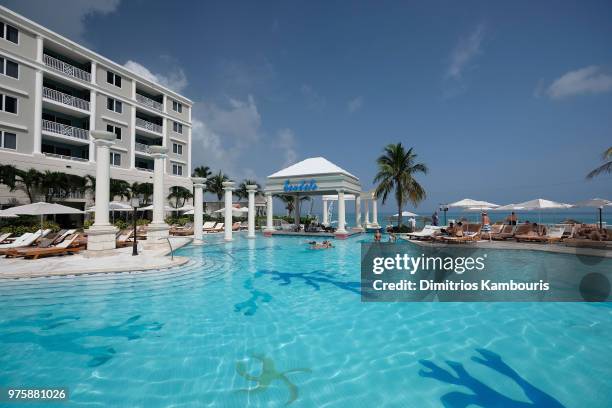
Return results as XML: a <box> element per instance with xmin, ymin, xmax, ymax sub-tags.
<box><xmin>334</xmin><ymin>231</ymin><xmax>349</xmax><ymax>240</ymax></box>
<box><xmin>86</xmin><ymin>225</ymin><xmax>118</xmax><ymax>251</ymax></box>
<box><xmin>263</xmin><ymin>230</ymin><xmax>273</xmax><ymax>237</ymax></box>
<box><xmin>247</xmin><ymin>234</ymin><xmax>256</xmax><ymax>239</ymax></box>
<box><xmin>147</xmin><ymin>222</ymin><xmax>170</xmax><ymax>243</ymax></box>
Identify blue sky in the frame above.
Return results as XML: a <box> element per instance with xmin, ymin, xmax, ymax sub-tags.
<box><xmin>3</xmin><ymin>0</ymin><xmax>612</xmax><ymax>212</ymax></box>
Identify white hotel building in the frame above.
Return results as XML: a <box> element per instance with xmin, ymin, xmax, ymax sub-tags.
<box><xmin>0</xmin><ymin>6</ymin><xmax>192</xmax><ymax>208</ymax></box>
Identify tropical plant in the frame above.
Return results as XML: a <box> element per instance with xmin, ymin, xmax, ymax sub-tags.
<box><xmin>236</xmin><ymin>179</ymin><xmax>262</xmax><ymax>200</ymax></box>
<box><xmin>16</xmin><ymin>168</ymin><xmax>43</xmax><ymax>203</ymax></box>
<box><xmin>0</xmin><ymin>164</ymin><xmax>18</xmax><ymax>190</ymax></box>
<box><xmin>276</xmin><ymin>195</ymin><xmax>310</xmax><ymax>217</ymax></box>
<box><xmin>192</xmin><ymin>165</ymin><xmax>212</xmax><ymax>180</ymax></box>
<box><xmin>587</xmin><ymin>147</ymin><xmax>612</xmax><ymax>179</ymax></box>
<box><xmin>167</xmin><ymin>186</ymin><xmax>193</xmax><ymax>208</ymax></box>
<box><xmin>207</xmin><ymin>171</ymin><xmax>229</xmax><ymax>201</ymax></box>
<box><xmin>130</xmin><ymin>182</ymin><xmax>154</xmax><ymax>205</ymax></box>
<box><xmin>110</xmin><ymin>179</ymin><xmax>131</xmax><ymax>200</ymax></box>
<box><xmin>40</xmin><ymin>171</ymin><xmax>88</xmax><ymax>202</ymax></box>
<box><xmin>374</xmin><ymin>143</ymin><xmax>428</xmax><ymax>227</ymax></box>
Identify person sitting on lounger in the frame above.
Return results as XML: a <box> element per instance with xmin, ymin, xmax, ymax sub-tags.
<box><xmin>506</xmin><ymin>212</ymin><xmax>517</xmax><ymax>225</ymax></box>
<box><xmin>454</xmin><ymin>222</ymin><xmax>464</xmax><ymax>237</ymax></box>
<box><xmin>442</xmin><ymin>222</ymin><xmax>455</xmax><ymax>235</ymax></box>
<box><xmin>374</xmin><ymin>230</ymin><xmax>382</xmax><ymax>242</ymax></box>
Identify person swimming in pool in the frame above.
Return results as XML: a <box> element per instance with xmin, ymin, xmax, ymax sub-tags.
<box><xmin>374</xmin><ymin>230</ymin><xmax>382</xmax><ymax>242</ymax></box>
<box><xmin>309</xmin><ymin>240</ymin><xmax>333</xmax><ymax>249</ymax></box>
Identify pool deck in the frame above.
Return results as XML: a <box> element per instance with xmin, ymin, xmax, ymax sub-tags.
<box><xmin>0</xmin><ymin>237</ymin><xmax>193</xmax><ymax>280</ymax></box>
<box><xmin>402</xmin><ymin>237</ymin><xmax>612</xmax><ymax>258</ymax></box>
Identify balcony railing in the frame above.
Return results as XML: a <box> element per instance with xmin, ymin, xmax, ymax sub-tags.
<box><xmin>43</xmin><ymin>87</ymin><xmax>90</xmax><ymax>111</ymax></box>
<box><xmin>43</xmin><ymin>152</ymin><xmax>88</xmax><ymax>162</ymax></box>
<box><xmin>42</xmin><ymin>119</ymin><xmax>89</xmax><ymax>140</ymax></box>
<box><xmin>136</xmin><ymin>93</ymin><xmax>163</xmax><ymax>111</ymax></box>
<box><xmin>43</xmin><ymin>54</ymin><xmax>91</xmax><ymax>82</ymax></box>
<box><xmin>135</xmin><ymin>142</ymin><xmax>153</xmax><ymax>154</ymax></box>
<box><xmin>135</xmin><ymin>117</ymin><xmax>163</xmax><ymax>134</ymax></box>
<box><xmin>136</xmin><ymin>166</ymin><xmax>154</xmax><ymax>173</ymax></box>
<box><xmin>47</xmin><ymin>188</ymin><xmax>86</xmax><ymax>199</ymax></box>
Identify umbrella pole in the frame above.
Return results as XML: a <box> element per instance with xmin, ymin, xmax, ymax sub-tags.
<box><xmin>599</xmin><ymin>207</ymin><xmax>603</xmax><ymax>230</ymax></box>
<box><xmin>40</xmin><ymin>214</ymin><xmax>43</xmax><ymax>232</ymax></box>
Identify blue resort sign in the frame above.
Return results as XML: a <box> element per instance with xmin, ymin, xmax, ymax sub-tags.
<box><xmin>283</xmin><ymin>179</ymin><xmax>318</xmax><ymax>192</ymax></box>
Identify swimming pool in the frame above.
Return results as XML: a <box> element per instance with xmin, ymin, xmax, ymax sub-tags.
<box><xmin>0</xmin><ymin>234</ymin><xmax>610</xmax><ymax>407</ymax></box>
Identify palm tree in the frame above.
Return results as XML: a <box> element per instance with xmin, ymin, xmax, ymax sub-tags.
<box><xmin>207</xmin><ymin>171</ymin><xmax>229</xmax><ymax>201</ymax></box>
<box><xmin>16</xmin><ymin>168</ymin><xmax>43</xmax><ymax>203</ymax></box>
<box><xmin>167</xmin><ymin>186</ymin><xmax>193</xmax><ymax>208</ymax></box>
<box><xmin>0</xmin><ymin>164</ymin><xmax>18</xmax><ymax>190</ymax></box>
<box><xmin>110</xmin><ymin>179</ymin><xmax>131</xmax><ymax>201</ymax></box>
<box><xmin>236</xmin><ymin>179</ymin><xmax>261</xmax><ymax>200</ymax></box>
<box><xmin>130</xmin><ymin>182</ymin><xmax>154</xmax><ymax>205</ymax></box>
<box><xmin>374</xmin><ymin>143</ymin><xmax>427</xmax><ymax>227</ymax></box>
<box><xmin>192</xmin><ymin>165</ymin><xmax>212</xmax><ymax>179</ymax></box>
<box><xmin>587</xmin><ymin>147</ymin><xmax>612</xmax><ymax>179</ymax></box>
<box><xmin>276</xmin><ymin>195</ymin><xmax>310</xmax><ymax>217</ymax></box>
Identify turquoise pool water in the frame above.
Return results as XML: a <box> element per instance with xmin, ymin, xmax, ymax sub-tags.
<box><xmin>0</xmin><ymin>234</ymin><xmax>611</xmax><ymax>407</ymax></box>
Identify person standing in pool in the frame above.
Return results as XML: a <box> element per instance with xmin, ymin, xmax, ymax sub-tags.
<box><xmin>506</xmin><ymin>211</ymin><xmax>517</xmax><ymax>225</ymax></box>
<box><xmin>432</xmin><ymin>211</ymin><xmax>439</xmax><ymax>226</ymax></box>
<box><xmin>374</xmin><ymin>230</ymin><xmax>382</xmax><ymax>242</ymax></box>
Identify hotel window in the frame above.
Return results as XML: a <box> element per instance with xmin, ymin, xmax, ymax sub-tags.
<box><xmin>110</xmin><ymin>152</ymin><xmax>121</xmax><ymax>166</ymax></box>
<box><xmin>0</xmin><ymin>94</ymin><xmax>18</xmax><ymax>114</ymax></box>
<box><xmin>107</xmin><ymin>97</ymin><xmax>122</xmax><ymax>113</ymax></box>
<box><xmin>172</xmin><ymin>163</ymin><xmax>183</xmax><ymax>176</ymax></box>
<box><xmin>172</xmin><ymin>143</ymin><xmax>183</xmax><ymax>155</ymax></box>
<box><xmin>106</xmin><ymin>71</ymin><xmax>122</xmax><ymax>87</ymax></box>
<box><xmin>0</xmin><ymin>22</ymin><xmax>19</xmax><ymax>44</ymax></box>
<box><xmin>0</xmin><ymin>57</ymin><xmax>18</xmax><ymax>79</ymax></box>
<box><xmin>172</xmin><ymin>121</ymin><xmax>183</xmax><ymax>134</ymax></box>
<box><xmin>172</xmin><ymin>100</ymin><xmax>182</xmax><ymax>113</ymax></box>
<box><xmin>1</xmin><ymin>131</ymin><xmax>16</xmax><ymax>149</ymax></box>
<box><xmin>106</xmin><ymin>124</ymin><xmax>122</xmax><ymax>140</ymax></box>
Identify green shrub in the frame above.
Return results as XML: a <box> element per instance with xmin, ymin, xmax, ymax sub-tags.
<box><xmin>83</xmin><ymin>219</ymin><xmax>93</xmax><ymax>229</ymax></box>
<box><xmin>0</xmin><ymin>220</ymin><xmax>60</xmax><ymax>235</ymax></box>
<box><xmin>113</xmin><ymin>219</ymin><xmax>128</xmax><ymax>230</ymax></box>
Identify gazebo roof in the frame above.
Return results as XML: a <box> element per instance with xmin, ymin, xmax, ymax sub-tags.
<box><xmin>268</xmin><ymin>157</ymin><xmax>358</xmax><ymax>180</ymax></box>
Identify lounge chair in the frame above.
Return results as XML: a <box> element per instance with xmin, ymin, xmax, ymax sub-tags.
<box><xmin>0</xmin><ymin>229</ymin><xmax>50</xmax><ymax>255</ymax></box>
<box><xmin>116</xmin><ymin>229</ymin><xmax>134</xmax><ymax>248</ymax></box>
<box><xmin>515</xmin><ymin>224</ymin><xmax>548</xmax><ymax>242</ymax></box>
<box><xmin>202</xmin><ymin>221</ymin><xmax>216</xmax><ymax>231</ymax></box>
<box><xmin>0</xmin><ymin>232</ymin><xmax>12</xmax><ymax>243</ymax></box>
<box><xmin>6</xmin><ymin>234</ymin><xmax>83</xmax><ymax>260</ymax></box>
<box><xmin>437</xmin><ymin>231</ymin><xmax>481</xmax><ymax>244</ymax></box>
<box><xmin>516</xmin><ymin>225</ymin><xmax>565</xmax><ymax>243</ymax></box>
<box><xmin>172</xmin><ymin>227</ymin><xmax>194</xmax><ymax>236</ymax></box>
<box><xmin>405</xmin><ymin>225</ymin><xmax>441</xmax><ymax>240</ymax></box>
<box><xmin>206</xmin><ymin>223</ymin><xmax>224</xmax><ymax>233</ymax></box>
<box><xmin>490</xmin><ymin>225</ymin><xmax>517</xmax><ymax>240</ymax></box>
<box><xmin>239</xmin><ymin>221</ymin><xmax>249</xmax><ymax>230</ymax></box>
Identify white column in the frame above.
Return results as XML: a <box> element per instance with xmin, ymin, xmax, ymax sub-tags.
<box><xmin>322</xmin><ymin>199</ymin><xmax>329</xmax><ymax>226</ymax></box>
<box><xmin>89</xmin><ymin>89</ymin><xmax>97</xmax><ymax>162</ymax></box>
<box><xmin>35</xmin><ymin>35</ymin><xmax>43</xmax><ymax>63</ymax></box>
<box><xmin>355</xmin><ymin>195</ymin><xmax>362</xmax><ymax>230</ymax></box>
<box><xmin>223</xmin><ymin>181</ymin><xmax>235</xmax><ymax>241</ymax></box>
<box><xmin>130</xmin><ymin>104</ymin><xmax>136</xmax><ymax>168</ymax></box>
<box><xmin>265</xmin><ymin>192</ymin><xmax>274</xmax><ymax>233</ymax></box>
<box><xmin>372</xmin><ymin>198</ymin><xmax>379</xmax><ymax>227</ymax></box>
<box><xmin>148</xmin><ymin>146</ymin><xmax>170</xmax><ymax>241</ymax></box>
<box><xmin>33</xmin><ymin>69</ymin><xmax>43</xmax><ymax>156</ymax></box>
<box><xmin>247</xmin><ymin>185</ymin><xmax>257</xmax><ymax>238</ymax></box>
<box><xmin>336</xmin><ymin>189</ymin><xmax>347</xmax><ymax>234</ymax></box>
<box><xmin>192</xmin><ymin>177</ymin><xmax>206</xmax><ymax>244</ymax></box>
<box><xmin>365</xmin><ymin>199</ymin><xmax>370</xmax><ymax>226</ymax></box>
<box><xmin>90</xmin><ymin>61</ymin><xmax>97</xmax><ymax>84</ymax></box>
<box><xmin>86</xmin><ymin>130</ymin><xmax>118</xmax><ymax>250</ymax></box>
<box><xmin>187</xmin><ymin>126</ymin><xmax>192</xmax><ymax>177</ymax></box>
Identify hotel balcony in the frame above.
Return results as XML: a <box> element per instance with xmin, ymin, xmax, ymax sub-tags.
<box><xmin>136</xmin><ymin>92</ymin><xmax>163</xmax><ymax>112</ymax></box>
<box><xmin>135</xmin><ymin>116</ymin><xmax>163</xmax><ymax>135</ymax></box>
<box><xmin>42</xmin><ymin>136</ymin><xmax>89</xmax><ymax>162</ymax></box>
<box><xmin>42</xmin><ymin>119</ymin><xmax>89</xmax><ymax>142</ymax></box>
<box><xmin>43</xmin><ymin>86</ymin><xmax>90</xmax><ymax>112</ymax></box>
<box><xmin>43</xmin><ymin>53</ymin><xmax>91</xmax><ymax>83</ymax></box>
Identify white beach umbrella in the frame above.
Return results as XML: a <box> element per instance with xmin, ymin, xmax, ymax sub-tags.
<box><xmin>176</xmin><ymin>204</ymin><xmax>194</xmax><ymax>212</ymax></box>
<box><xmin>138</xmin><ymin>204</ymin><xmax>175</xmax><ymax>212</ymax></box>
<box><xmin>492</xmin><ymin>203</ymin><xmax>526</xmax><ymax>211</ymax></box>
<box><xmin>573</xmin><ymin>198</ymin><xmax>611</xmax><ymax>229</ymax></box>
<box><xmin>214</xmin><ymin>207</ymin><xmax>249</xmax><ymax>217</ymax></box>
<box><xmin>2</xmin><ymin>202</ymin><xmax>84</xmax><ymax>229</ymax></box>
<box><xmin>447</xmin><ymin>198</ymin><xmax>500</xmax><ymax>209</ymax></box>
<box><xmin>390</xmin><ymin>211</ymin><xmax>418</xmax><ymax>217</ymax></box>
<box><xmin>86</xmin><ymin>201</ymin><xmax>133</xmax><ymax>213</ymax></box>
<box><xmin>513</xmin><ymin>198</ymin><xmax>572</xmax><ymax>224</ymax></box>
<box><xmin>0</xmin><ymin>209</ymin><xmax>18</xmax><ymax>218</ymax></box>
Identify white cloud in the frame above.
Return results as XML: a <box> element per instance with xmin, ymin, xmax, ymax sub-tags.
<box><xmin>190</xmin><ymin>95</ymin><xmax>262</xmax><ymax>179</ymax></box>
<box><xmin>347</xmin><ymin>96</ymin><xmax>364</xmax><ymax>113</ymax></box>
<box><xmin>446</xmin><ymin>24</ymin><xmax>485</xmax><ymax>79</ymax></box>
<box><xmin>124</xmin><ymin>60</ymin><xmax>188</xmax><ymax>93</ymax></box>
<box><xmin>301</xmin><ymin>84</ymin><xmax>326</xmax><ymax>110</ymax></box>
<box><xmin>2</xmin><ymin>0</ymin><xmax>120</xmax><ymax>43</ymax></box>
<box><xmin>276</xmin><ymin>128</ymin><xmax>298</xmax><ymax>167</ymax></box>
<box><xmin>546</xmin><ymin>66</ymin><xmax>612</xmax><ymax>99</ymax></box>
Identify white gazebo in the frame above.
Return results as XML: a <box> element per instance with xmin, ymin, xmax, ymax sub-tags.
<box><xmin>264</xmin><ymin>157</ymin><xmax>366</xmax><ymax>239</ymax></box>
